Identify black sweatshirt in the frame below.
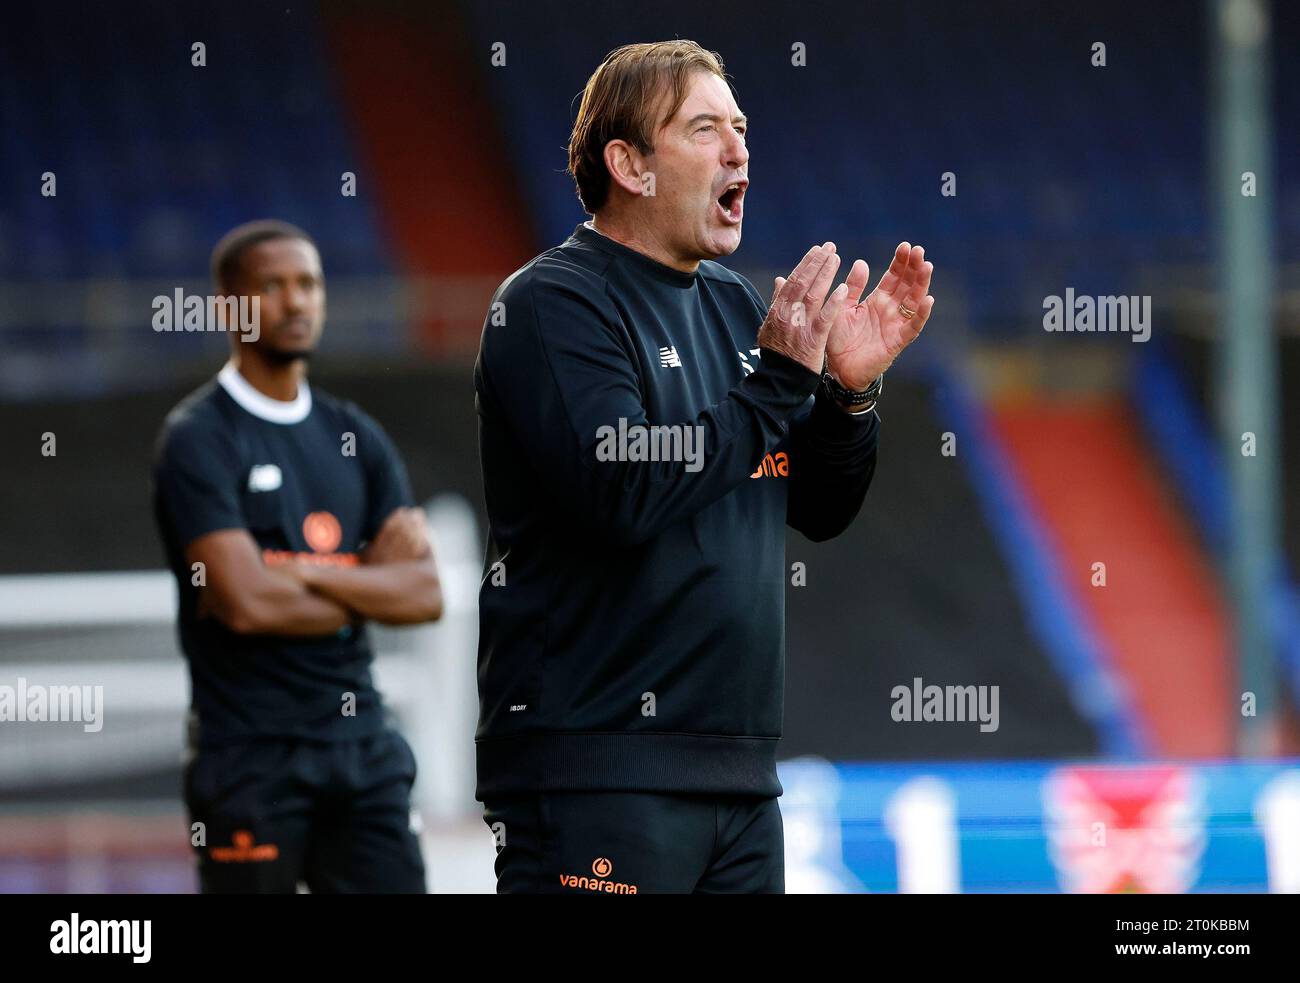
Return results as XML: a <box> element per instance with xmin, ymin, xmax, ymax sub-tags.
<box><xmin>473</xmin><ymin>223</ymin><xmax>879</xmax><ymax>799</ymax></box>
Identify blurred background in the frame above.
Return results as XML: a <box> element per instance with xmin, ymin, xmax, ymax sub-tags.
<box><xmin>1</xmin><ymin>0</ymin><xmax>1298</xmax><ymax>892</ymax></box>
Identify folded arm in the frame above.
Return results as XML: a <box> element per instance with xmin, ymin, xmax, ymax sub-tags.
<box><xmin>293</xmin><ymin>555</ymin><xmax>443</xmax><ymax>626</ymax></box>
<box><xmin>187</xmin><ymin>528</ymin><xmax>354</xmax><ymax>636</ymax></box>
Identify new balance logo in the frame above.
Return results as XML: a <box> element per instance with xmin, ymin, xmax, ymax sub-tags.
<box><xmin>659</xmin><ymin>345</ymin><xmax>682</xmax><ymax>368</ymax></box>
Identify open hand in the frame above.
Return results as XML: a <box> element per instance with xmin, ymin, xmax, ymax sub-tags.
<box><xmin>815</xmin><ymin>242</ymin><xmax>934</xmax><ymax>390</ymax></box>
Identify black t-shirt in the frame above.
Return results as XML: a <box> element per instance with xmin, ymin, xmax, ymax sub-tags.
<box><xmin>152</xmin><ymin>367</ymin><xmax>413</xmax><ymax>747</ymax></box>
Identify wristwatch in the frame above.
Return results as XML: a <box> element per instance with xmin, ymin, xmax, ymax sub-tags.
<box><xmin>821</xmin><ymin>367</ymin><xmax>883</xmax><ymax>414</ymax></box>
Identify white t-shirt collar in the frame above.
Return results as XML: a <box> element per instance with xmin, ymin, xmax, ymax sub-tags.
<box><xmin>217</xmin><ymin>361</ymin><xmax>312</xmax><ymax>425</ymax></box>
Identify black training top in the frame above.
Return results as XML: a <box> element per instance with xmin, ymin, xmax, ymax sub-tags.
<box><xmin>152</xmin><ymin>366</ymin><xmax>412</xmax><ymax>748</ymax></box>
<box><xmin>473</xmin><ymin>223</ymin><xmax>880</xmax><ymax>798</ymax></box>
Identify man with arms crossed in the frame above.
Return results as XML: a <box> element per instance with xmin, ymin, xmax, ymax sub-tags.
<box><xmin>154</xmin><ymin>220</ymin><xmax>442</xmax><ymax>893</ymax></box>
<box><xmin>475</xmin><ymin>42</ymin><xmax>933</xmax><ymax>893</ymax></box>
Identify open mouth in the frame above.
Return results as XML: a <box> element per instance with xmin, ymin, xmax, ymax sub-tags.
<box><xmin>716</xmin><ymin>182</ymin><xmax>745</xmax><ymax>224</ymax></box>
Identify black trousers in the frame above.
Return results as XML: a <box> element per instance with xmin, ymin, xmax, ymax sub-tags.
<box><xmin>183</xmin><ymin>728</ymin><xmax>426</xmax><ymax>894</ymax></box>
<box><xmin>481</xmin><ymin>791</ymin><xmax>784</xmax><ymax>894</ymax></box>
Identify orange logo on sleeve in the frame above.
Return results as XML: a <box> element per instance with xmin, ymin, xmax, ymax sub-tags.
<box><xmin>750</xmin><ymin>451</ymin><xmax>789</xmax><ymax>479</ymax></box>
<box><xmin>303</xmin><ymin>511</ymin><xmax>342</xmax><ymax>553</ymax></box>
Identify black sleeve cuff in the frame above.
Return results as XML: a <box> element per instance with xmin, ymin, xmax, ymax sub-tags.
<box><xmin>755</xmin><ymin>347</ymin><xmax>823</xmax><ymax>396</ymax></box>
